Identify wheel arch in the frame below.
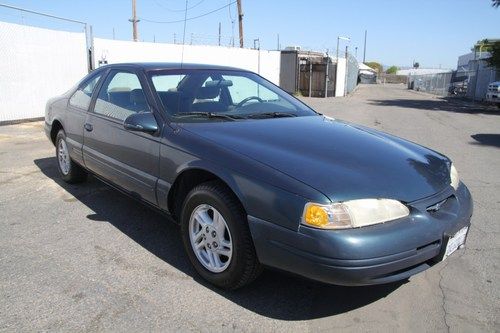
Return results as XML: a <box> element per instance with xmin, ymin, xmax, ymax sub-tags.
<box><xmin>167</xmin><ymin>164</ymin><xmax>247</xmax><ymax>222</ymax></box>
<box><xmin>49</xmin><ymin>119</ymin><xmax>64</xmax><ymax>145</ymax></box>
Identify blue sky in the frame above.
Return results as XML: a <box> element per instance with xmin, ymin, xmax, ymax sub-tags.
<box><xmin>1</xmin><ymin>0</ymin><xmax>499</xmax><ymax>68</ymax></box>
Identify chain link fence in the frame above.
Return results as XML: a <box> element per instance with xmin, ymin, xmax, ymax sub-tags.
<box><xmin>408</xmin><ymin>72</ymin><xmax>455</xmax><ymax>97</ymax></box>
<box><xmin>408</xmin><ymin>64</ymin><xmax>499</xmax><ymax>100</ymax></box>
<box><xmin>345</xmin><ymin>52</ymin><xmax>359</xmax><ymax>95</ymax></box>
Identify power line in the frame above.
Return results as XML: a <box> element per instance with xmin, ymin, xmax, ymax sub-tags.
<box><xmin>153</xmin><ymin>0</ymin><xmax>204</xmax><ymax>12</ymax></box>
<box><xmin>141</xmin><ymin>1</ymin><xmax>236</xmax><ymax>24</ymax></box>
<box><xmin>0</xmin><ymin>3</ymin><xmax>86</xmax><ymax>25</ymax></box>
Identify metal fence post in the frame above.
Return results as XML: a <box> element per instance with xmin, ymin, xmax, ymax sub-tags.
<box><xmin>86</xmin><ymin>24</ymin><xmax>95</xmax><ymax>72</ymax></box>
<box><xmin>324</xmin><ymin>50</ymin><xmax>329</xmax><ymax>98</ymax></box>
<box><xmin>309</xmin><ymin>59</ymin><xmax>312</xmax><ymax>97</ymax></box>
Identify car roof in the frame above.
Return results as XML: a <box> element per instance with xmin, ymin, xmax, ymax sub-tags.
<box><xmin>97</xmin><ymin>62</ymin><xmax>251</xmax><ymax>72</ymax></box>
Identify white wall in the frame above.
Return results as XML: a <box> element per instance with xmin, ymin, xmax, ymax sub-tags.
<box><xmin>335</xmin><ymin>58</ymin><xmax>347</xmax><ymax>97</ymax></box>
<box><xmin>93</xmin><ymin>38</ymin><xmax>281</xmax><ymax>85</ymax></box>
<box><xmin>0</xmin><ymin>21</ymin><xmax>88</xmax><ymax>122</ymax></box>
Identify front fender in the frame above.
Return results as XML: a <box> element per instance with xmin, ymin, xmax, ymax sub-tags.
<box><xmin>158</xmin><ymin>154</ymin><xmax>328</xmax><ymax>231</ymax></box>
<box><xmin>158</xmin><ymin>126</ymin><xmax>330</xmax><ymax>230</ymax></box>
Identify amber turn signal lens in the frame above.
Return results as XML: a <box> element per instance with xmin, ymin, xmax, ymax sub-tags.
<box><xmin>304</xmin><ymin>204</ymin><xmax>329</xmax><ymax>227</ymax></box>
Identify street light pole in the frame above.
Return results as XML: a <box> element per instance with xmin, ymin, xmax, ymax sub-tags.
<box><xmin>336</xmin><ymin>36</ymin><xmax>350</xmax><ymax>63</ymax></box>
<box><xmin>336</xmin><ymin>38</ymin><xmax>340</xmax><ymax>65</ymax></box>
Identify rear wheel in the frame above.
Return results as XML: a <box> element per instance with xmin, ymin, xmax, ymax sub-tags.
<box><xmin>180</xmin><ymin>180</ymin><xmax>262</xmax><ymax>289</ymax></box>
<box><xmin>55</xmin><ymin>130</ymin><xmax>87</xmax><ymax>183</ymax></box>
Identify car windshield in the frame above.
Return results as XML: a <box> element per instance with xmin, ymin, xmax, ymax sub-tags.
<box><xmin>149</xmin><ymin>69</ymin><xmax>317</xmax><ymax>121</ymax></box>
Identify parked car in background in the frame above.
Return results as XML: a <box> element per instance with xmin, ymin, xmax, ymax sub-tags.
<box><xmin>44</xmin><ymin>63</ymin><xmax>473</xmax><ymax>289</ymax></box>
<box><xmin>486</xmin><ymin>81</ymin><xmax>500</xmax><ymax>107</ymax></box>
<box><xmin>448</xmin><ymin>80</ymin><xmax>468</xmax><ymax>96</ymax></box>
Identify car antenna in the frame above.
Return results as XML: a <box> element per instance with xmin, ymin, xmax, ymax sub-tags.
<box><xmin>180</xmin><ymin>0</ymin><xmax>188</xmax><ymax>69</ymax></box>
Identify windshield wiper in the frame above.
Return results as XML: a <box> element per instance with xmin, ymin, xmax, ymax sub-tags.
<box><xmin>173</xmin><ymin>112</ymin><xmax>243</xmax><ymax>121</ymax></box>
<box><xmin>246</xmin><ymin>112</ymin><xmax>298</xmax><ymax>119</ymax></box>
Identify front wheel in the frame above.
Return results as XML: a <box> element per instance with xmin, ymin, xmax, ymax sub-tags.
<box><xmin>55</xmin><ymin>130</ymin><xmax>87</xmax><ymax>183</ymax></box>
<box><xmin>180</xmin><ymin>181</ymin><xmax>262</xmax><ymax>289</ymax></box>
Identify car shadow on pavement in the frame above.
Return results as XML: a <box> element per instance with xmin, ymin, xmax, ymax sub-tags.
<box><xmin>34</xmin><ymin>157</ymin><xmax>404</xmax><ymax>320</ymax></box>
<box><xmin>470</xmin><ymin>134</ymin><xmax>500</xmax><ymax>148</ymax></box>
<box><xmin>368</xmin><ymin>97</ymin><xmax>500</xmax><ymax>116</ymax></box>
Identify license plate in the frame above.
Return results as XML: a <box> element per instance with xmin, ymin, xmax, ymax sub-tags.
<box><xmin>443</xmin><ymin>226</ymin><xmax>468</xmax><ymax>259</ymax></box>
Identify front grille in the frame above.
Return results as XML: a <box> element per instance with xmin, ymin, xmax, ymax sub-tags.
<box><xmin>417</xmin><ymin>240</ymin><xmax>440</xmax><ymax>251</ymax></box>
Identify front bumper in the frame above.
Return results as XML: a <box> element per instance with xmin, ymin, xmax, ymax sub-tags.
<box><xmin>486</xmin><ymin>92</ymin><xmax>499</xmax><ymax>104</ymax></box>
<box><xmin>248</xmin><ymin>183</ymin><xmax>473</xmax><ymax>286</ymax></box>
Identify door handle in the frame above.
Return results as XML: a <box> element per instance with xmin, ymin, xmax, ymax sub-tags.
<box><xmin>84</xmin><ymin>123</ymin><xmax>93</xmax><ymax>132</ymax></box>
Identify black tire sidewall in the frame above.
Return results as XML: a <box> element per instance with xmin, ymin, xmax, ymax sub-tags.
<box><xmin>180</xmin><ymin>184</ymin><xmax>248</xmax><ymax>288</ymax></box>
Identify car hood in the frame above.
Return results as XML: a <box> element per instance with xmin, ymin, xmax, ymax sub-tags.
<box><xmin>180</xmin><ymin>116</ymin><xmax>451</xmax><ymax>202</ymax></box>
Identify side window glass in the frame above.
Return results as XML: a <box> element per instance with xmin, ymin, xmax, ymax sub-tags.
<box><xmin>94</xmin><ymin>71</ymin><xmax>149</xmax><ymax>121</ymax></box>
<box><xmin>69</xmin><ymin>74</ymin><xmax>101</xmax><ymax>109</ymax></box>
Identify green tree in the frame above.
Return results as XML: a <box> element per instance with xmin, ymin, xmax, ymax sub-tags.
<box><xmin>364</xmin><ymin>62</ymin><xmax>383</xmax><ymax>74</ymax></box>
<box><xmin>386</xmin><ymin>66</ymin><xmax>398</xmax><ymax>74</ymax></box>
<box><xmin>485</xmin><ymin>40</ymin><xmax>500</xmax><ymax>68</ymax></box>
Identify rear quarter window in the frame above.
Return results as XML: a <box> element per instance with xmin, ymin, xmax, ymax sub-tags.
<box><xmin>69</xmin><ymin>74</ymin><xmax>101</xmax><ymax>110</ymax></box>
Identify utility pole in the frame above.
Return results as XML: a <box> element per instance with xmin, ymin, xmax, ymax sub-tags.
<box><xmin>363</xmin><ymin>30</ymin><xmax>367</xmax><ymax>63</ymax></box>
<box><xmin>237</xmin><ymin>0</ymin><xmax>244</xmax><ymax>48</ymax></box>
<box><xmin>129</xmin><ymin>0</ymin><xmax>139</xmax><ymax>42</ymax></box>
<box><xmin>277</xmin><ymin>33</ymin><xmax>280</xmax><ymax>50</ymax></box>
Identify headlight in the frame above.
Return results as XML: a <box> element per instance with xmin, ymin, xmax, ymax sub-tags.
<box><xmin>450</xmin><ymin>164</ymin><xmax>459</xmax><ymax>190</ymax></box>
<box><xmin>302</xmin><ymin>199</ymin><xmax>409</xmax><ymax>229</ymax></box>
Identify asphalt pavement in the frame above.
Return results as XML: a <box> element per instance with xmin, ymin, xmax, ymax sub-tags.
<box><xmin>0</xmin><ymin>84</ymin><xmax>498</xmax><ymax>332</ymax></box>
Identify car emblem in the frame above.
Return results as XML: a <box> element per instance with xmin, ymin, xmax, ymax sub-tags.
<box><xmin>427</xmin><ymin>199</ymin><xmax>447</xmax><ymax>212</ymax></box>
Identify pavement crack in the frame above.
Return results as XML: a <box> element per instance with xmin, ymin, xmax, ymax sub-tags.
<box><xmin>438</xmin><ymin>261</ymin><xmax>451</xmax><ymax>332</ymax></box>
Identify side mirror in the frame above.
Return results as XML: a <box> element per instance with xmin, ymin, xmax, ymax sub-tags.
<box><xmin>124</xmin><ymin>112</ymin><xmax>158</xmax><ymax>134</ymax></box>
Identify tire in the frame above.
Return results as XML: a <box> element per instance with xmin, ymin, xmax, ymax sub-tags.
<box><xmin>180</xmin><ymin>180</ymin><xmax>262</xmax><ymax>289</ymax></box>
<box><xmin>55</xmin><ymin>130</ymin><xmax>87</xmax><ymax>183</ymax></box>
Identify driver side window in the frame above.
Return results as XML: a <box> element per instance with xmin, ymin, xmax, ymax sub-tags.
<box><xmin>94</xmin><ymin>71</ymin><xmax>150</xmax><ymax>121</ymax></box>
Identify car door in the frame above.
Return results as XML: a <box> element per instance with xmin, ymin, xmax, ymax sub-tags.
<box><xmin>65</xmin><ymin>72</ymin><xmax>103</xmax><ymax>166</ymax></box>
<box><xmin>82</xmin><ymin>68</ymin><xmax>161</xmax><ymax>205</ymax></box>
